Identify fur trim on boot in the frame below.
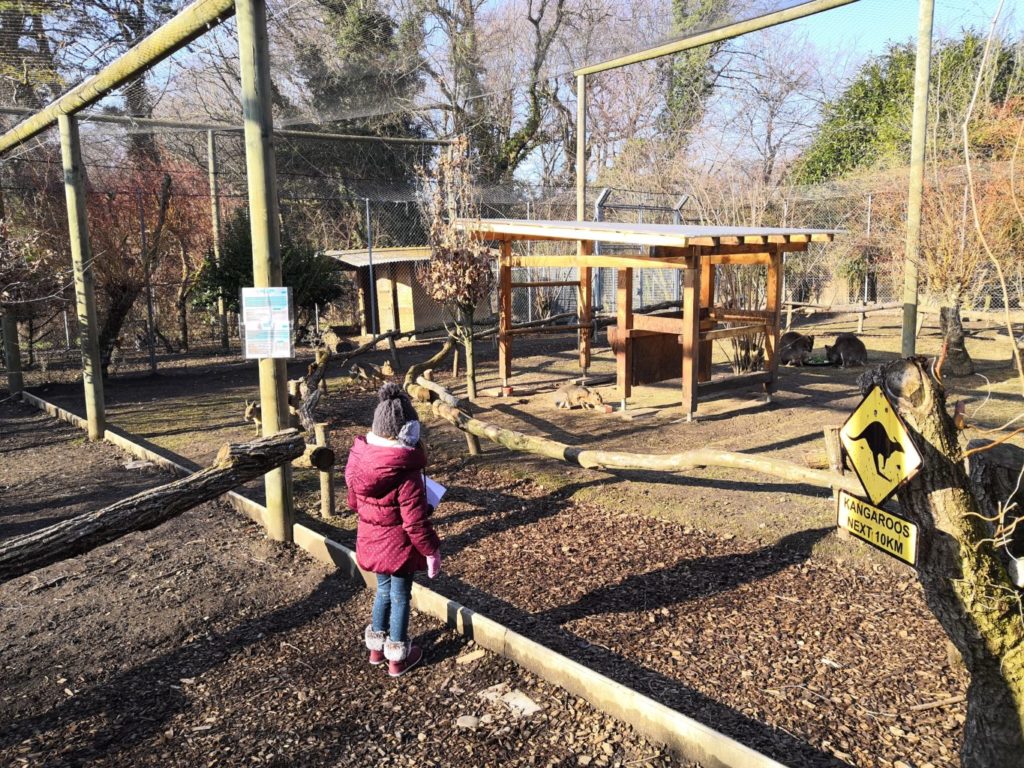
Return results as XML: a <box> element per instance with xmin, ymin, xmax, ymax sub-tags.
<box><xmin>365</xmin><ymin>625</ymin><xmax>387</xmax><ymax>665</ymax></box>
<box><xmin>384</xmin><ymin>638</ymin><xmax>423</xmax><ymax>677</ymax></box>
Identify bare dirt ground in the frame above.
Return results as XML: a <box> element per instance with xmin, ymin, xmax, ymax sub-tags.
<box><xmin>0</xmin><ymin>399</ymin><xmax>678</xmax><ymax>768</ymax></box>
<box><xmin>9</xmin><ymin>311</ymin><xmax>1022</xmax><ymax>767</ymax></box>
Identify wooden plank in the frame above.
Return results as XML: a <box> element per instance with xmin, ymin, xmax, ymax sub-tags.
<box><xmin>708</xmin><ymin>308</ymin><xmax>773</xmax><ymax>322</ymax></box>
<box><xmin>705</xmin><ymin>252</ymin><xmax>772</xmax><ymax>266</ymax></box>
<box><xmin>507</xmin><ymin>323</ymin><xmax>590</xmax><ymax>336</ymax></box>
<box><xmin>508</xmin><ymin>254</ymin><xmax>689</xmax><ymax>270</ymax></box>
<box><xmin>764</xmin><ymin>246</ymin><xmax>784</xmax><ymax>395</ymax></box>
<box><xmin>579</xmin><ymin>241</ymin><xmax>593</xmax><ymax>370</ymax></box>
<box><xmin>499</xmin><ymin>242</ymin><xmax>513</xmax><ymax>387</ymax></box>
<box><xmin>681</xmin><ymin>266</ymin><xmax>700</xmax><ymax>419</ymax></box>
<box><xmin>616</xmin><ymin>268</ymin><xmax>633</xmax><ymax>402</ymax></box>
<box><xmin>701</xmin><ymin>324</ymin><xmax>768</xmax><ymax>341</ymax></box>
<box><xmin>743</xmin><ymin>235</ymin><xmax>767</xmax><ymax>244</ymax></box>
<box><xmin>633</xmin><ymin>314</ymin><xmax>686</xmax><ymax>335</ymax></box>
<box><xmin>510</xmin><ymin>280</ymin><xmax>579</xmax><ymax>288</ymax></box>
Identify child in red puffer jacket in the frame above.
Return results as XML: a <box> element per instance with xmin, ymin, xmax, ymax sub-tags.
<box><xmin>345</xmin><ymin>383</ymin><xmax>441</xmax><ymax>677</ymax></box>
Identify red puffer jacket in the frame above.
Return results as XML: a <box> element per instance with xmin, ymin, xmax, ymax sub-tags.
<box><xmin>345</xmin><ymin>436</ymin><xmax>439</xmax><ymax>576</ymax></box>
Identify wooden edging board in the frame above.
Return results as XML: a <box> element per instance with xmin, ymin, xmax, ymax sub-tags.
<box><xmin>19</xmin><ymin>391</ymin><xmax>786</xmax><ymax>768</ymax></box>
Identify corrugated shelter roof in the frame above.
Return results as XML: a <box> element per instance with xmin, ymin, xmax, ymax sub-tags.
<box><xmin>326</xmin><ymin>246</ymin><xmax>432</xmax><ymax>268</ymax></box>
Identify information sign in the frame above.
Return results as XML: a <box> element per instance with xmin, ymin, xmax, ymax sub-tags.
<box><xmin>837</xmin><ymin>490</ymin><xmax>918</xmax><ymax>566</ymax></box>
<box><xmin>241</xmin><ymin>287</ymin><xmax>294</xmax><ymax>359</ymax></box>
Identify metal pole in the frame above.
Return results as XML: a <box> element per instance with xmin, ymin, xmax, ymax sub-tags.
<box><xmin>595</xmin><ymin>188</ymin><xmax>611</xmax><ymax>311</ymax></box>
<box><xmin>237</xmin><ymin>0</ymin><xmax>293</xmax><ymax>542</ymax></box>
<box><xmin>137</xmin><ymin>189</ymin><xmax>157</xmax><ymax>374</ymax></box>
<box><xmin>207</xmin><ymin>130</ymin><xmax>229</xmax><ymax>350</ymax></box>
<box><xmin>63</xmin><ymin>310</ymin><xmax>71</xmax><ymax>349</ymax></box>
<box><xmin>58</xmin><ymin>114</ymin><xmax>105</xmax><ymax>440</ymax></box>
<box><xmin>901</xmin><ymin>0</ymin><xmax>934</xmax><ymax>357</ymax></box>
<box><xmin>366</xmin><ymin>197</ymin><xmax>377</xmax><ymax>335</ymax></box>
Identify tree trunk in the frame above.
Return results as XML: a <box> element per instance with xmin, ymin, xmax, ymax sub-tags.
<box><xmin>99</xmin><ymin>283</ymin><xmax>142</xmax><ymax>375</ymax></box>
<box><xmin>461</xmin><ymin>306</ymin><xmax>478</xmax><ymax>400</ymax></box>
<box><xmin>0</xmin><ymin>430</ymin><xmax>305</xmax><ymax>585</ymax></box>
<box><xmin>939</xmin><ymin>305</ymin><xmax>975</xmax><ymax>377</ymax></box>
<box><xmin>861</xmin><ymin>359</ymin><xmax>1024</xmax><ymax>767</ymax></box>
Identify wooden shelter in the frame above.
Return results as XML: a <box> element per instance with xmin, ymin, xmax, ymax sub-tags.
<box><xmin>457</xmin><ymin>218</ymin><xmax>838</xmax><ymax>419</ymax></box>
<box><xmin>327</xmin><ymin>247</ymin><xmax>492</xmax><ymax>337</ymax></box>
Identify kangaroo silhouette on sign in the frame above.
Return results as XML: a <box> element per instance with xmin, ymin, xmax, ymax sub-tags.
<box><xmin>848</xmin><ymin>421</ymin><xmax>904</xmax><ymax>481</ymax></box>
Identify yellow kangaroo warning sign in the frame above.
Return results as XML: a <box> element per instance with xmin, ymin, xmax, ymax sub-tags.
<box><xmin>837</xmin><ymin>490</ymin><xmax>918</xmax><ymax>565</ymax></box>
<box><xmin>840</xmin><ymin>385</ymin><xmax>922</xmax><ymax>505</ymax></box>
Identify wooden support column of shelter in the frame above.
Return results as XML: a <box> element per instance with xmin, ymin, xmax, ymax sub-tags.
<box><xmin>698</xmin><ymin>255</ymin><xmax>714</xmax><ymax>383</ymax></box>
<box><xmin>764</xmin><ymin>245</ymin><xmax>784</xmax><ymax>397</ymax></box>
<box><xmin>498</xmin><ymin>240</ymin><xmax>513</xmax><ymax>392</ymax></box>
<box><xmin>681</xmin><ymin>259</ymin><xmax>701</xmax><ymax>421</ymax></box>
<box><xmin>237</xmin><ymin>0</ymin><xmax>294</xmax><ymax>542</ymax></box>
<box><xmin>58</xmin><ymin>115</ymin><xmax>105</xmax><ymax>441</ymax></box>
<box><xmin>578</xmin><ymin>240</ymin><xmax>593</xmax><ymax>372</ymax></box>
<box><xmin>615</xmin><ymin>267</ymin><xmax>633</xmax><ymax>407</ymax></box>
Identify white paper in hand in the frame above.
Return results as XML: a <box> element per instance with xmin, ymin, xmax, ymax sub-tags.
<box><xmin>425</xmin><ymin>476</ymin><xmax>447</xmax><ymax>508</ymax></box>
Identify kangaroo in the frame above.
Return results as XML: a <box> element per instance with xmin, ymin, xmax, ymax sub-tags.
<box><xmin>779</xmin><ymin>331</ymin><xmax>814</xmax><ymax>366</ymax></box>
<box><xmin>350</xmin><ymin>360</ymin><xmax>395</xmax><ymax>386</ymax></box>
<box><xmin>553</xmin><ymin>384</ymin><xmax>604</xmax><ymax>410</ymax></box>
<box><xmin>243</xmin><ymin>399</ymin><xmax>262</xmax><ymax>436</ymax></box>
<box><xmin>825</xmin><ymin>333</ymin><xmax>868</xmax><ymax>368</ymax></box>
<box><xmin>847</xmin><ymin>421</ymin><xmax>903</xmax><ymax>481</ymax></box>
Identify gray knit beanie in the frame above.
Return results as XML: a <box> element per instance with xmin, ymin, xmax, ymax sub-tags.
<box><xmin>372</xmin><ymin>382</ymin><xmax>418</xmax><ymax>440</ymax></box>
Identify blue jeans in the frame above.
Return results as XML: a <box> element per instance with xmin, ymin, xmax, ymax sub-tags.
<box><xmin>372</xmin><ymin>573</ymin><xmax>412</xmax><ymax>642</ymax></box>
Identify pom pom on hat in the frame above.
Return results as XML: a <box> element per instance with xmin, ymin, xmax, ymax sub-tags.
<box><xmin>372</xmin><ymin>382</ymin><xmax>418</xmax><ymax>440</ymax></box>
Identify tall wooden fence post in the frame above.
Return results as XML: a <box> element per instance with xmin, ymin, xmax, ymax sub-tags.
<box><xmin>1</xmin><ymin>313</ymin><xmax>22</xmax><ymax>395</ymax></box>
<box><xmin>314</xmin><ymin>422</ymin><xmax>335</xmax><ymax>518</ymax></box>
<box><xmin>207</xmin><ymin>129</ymin><xmax>229</xmax><ymax>350</ymax></box>
<box><xmin>58</xmin><ymin>114</ymin><xmax>105</xmax><ymax>441</ymax></box>
<box><xmin>237</xmin><ymin>0</ymin><xmax>294</xmax><ymax>542</ymax></box>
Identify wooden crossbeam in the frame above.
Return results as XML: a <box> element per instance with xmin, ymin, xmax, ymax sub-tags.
<box><xmin>701</xmin><ymin>323</ymin><xmax>767</xmax><ymax>341</ymax></box>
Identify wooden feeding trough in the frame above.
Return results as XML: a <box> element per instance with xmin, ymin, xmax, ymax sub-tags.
<box><xmin>456</xmin><ymin>218</ymin><xmax>838</xmax><ymax>419</ymax></box>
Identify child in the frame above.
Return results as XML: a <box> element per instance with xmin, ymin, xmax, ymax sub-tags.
<box><xmin>345</xmin><ymin>382</ymin><xmax>441</xmax><ymax>677</ymax></box>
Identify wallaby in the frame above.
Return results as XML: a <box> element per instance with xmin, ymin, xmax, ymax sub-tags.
<box><xmin>350</xmin><ymin>360</ymin><xmax>394</xmax><ymax>388</ymax></box>
<box><xmin>825</xmin><ymin>333</ymin><xmax>867</xmax><ymax>368</ymax></box>
<box><xmin>847</xmin><ymin>421</ymin><xmax>903</xmax><ymax>481</ymax></box>
<box><xmin>552</xmin><ymin>384</ymin><xmax>604</xmax><ymax>410</ymax></box>
<box><xmin>243</xmin><ymin>399</ymin><xmax>262</xmax><ymax>435</ymax></box>
<box><xmin>779</xmin><ymin>331</ymin><xmax>814</xmax><ymax>366</ymax></box>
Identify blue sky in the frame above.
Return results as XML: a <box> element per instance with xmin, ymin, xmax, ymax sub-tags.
<box><xmin>793</xmin><ymin>0</ymin><xmax>1019</xmax><ymax>61</ymax></box>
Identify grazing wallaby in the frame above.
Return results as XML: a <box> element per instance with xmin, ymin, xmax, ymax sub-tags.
<box><xmin>553</xmin><ymin>384</ymin><xmax>604</xmax><ymax>410</ymax></box>
<box><xmin>243</xmin><ymin>399</ymin><xmax>262</xmax><ymax>435</ymax></box>
<box><xmin>825</xmin><ymin>333</ymin><xmax>867</xmax><ymax>368</ymax></box>
<box><xmin>779</xmin><ymin>331</ymin><xmax>814</xmax><ymax>366</ymax></box>
<box><xmin>847</xmin><ymin>421</ymin><xmax>903</xmax><ymax>481</ymax></box>
<box><xmin>350</xmin><ymin>361</ymin><xmax>394</xmax><ymax>388</ymax></box>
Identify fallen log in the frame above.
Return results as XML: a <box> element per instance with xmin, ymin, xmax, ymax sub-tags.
<box><xmin>0</xmin><ymin>430</ymin><xmax>305</xmax><ymax>585</ymax></box>
<box><xmin>292</xmin><ymin>443</ymin><xmax>336</xmax><ymax>471</ymax></box>
<box><xmin>411</xmin><ymin>380</ymin><xmax>864</xmax><ymax>496</ymax></box>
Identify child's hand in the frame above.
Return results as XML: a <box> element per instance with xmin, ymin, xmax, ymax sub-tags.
<box><xmin>426</xmin><ymin>552</ymin><xmax>442</xmax><ymax>579</ymax></box>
